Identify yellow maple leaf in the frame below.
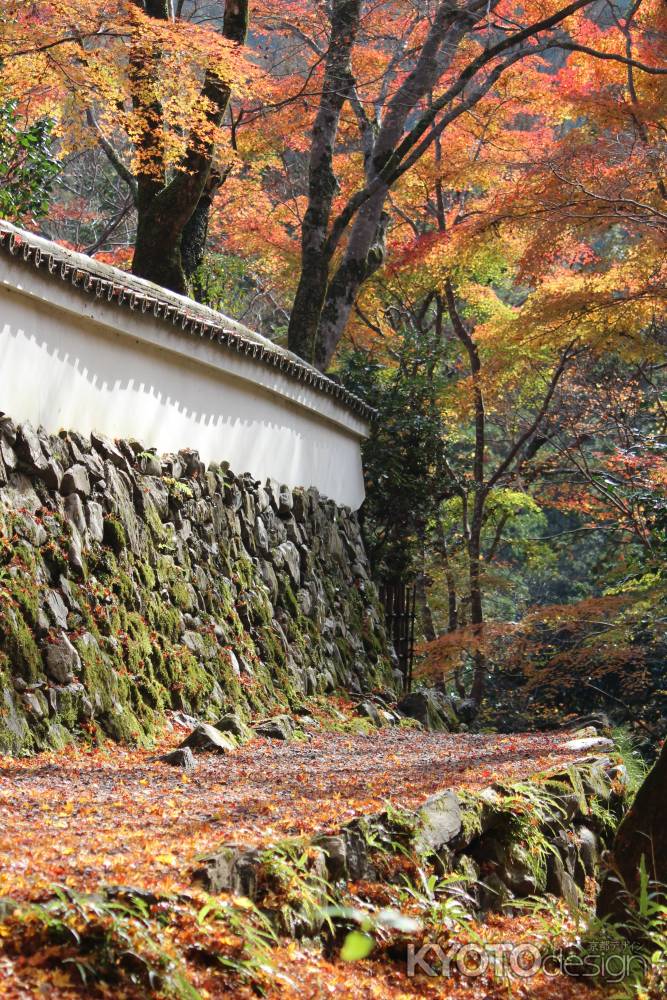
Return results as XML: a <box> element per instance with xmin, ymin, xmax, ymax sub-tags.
<box><xmin>155</xmin><ymin>853</ymin><xmax>177</xmax><ymax>865</ymax></box>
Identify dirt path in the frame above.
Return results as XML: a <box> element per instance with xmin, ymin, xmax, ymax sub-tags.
<box><xmin>0</xmin><ymin>724</ymin><xmax>591</xmax><ymax>902</ymax></box>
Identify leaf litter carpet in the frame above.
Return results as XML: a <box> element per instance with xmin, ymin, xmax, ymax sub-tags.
<box><xmin>0</xmin><ymin>724</ymin><xmax>592</xmax><ymax>901</ymax></box>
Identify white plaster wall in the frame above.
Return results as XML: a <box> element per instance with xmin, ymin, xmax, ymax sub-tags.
<box><xmin>0</xmin><ymin>261</ymin><xmax>368</xmax><ymax>508</ymax></box>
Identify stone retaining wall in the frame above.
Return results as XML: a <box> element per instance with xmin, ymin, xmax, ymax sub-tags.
<box><xmin>0</xmin><ymin>416</ymin><xmax>395</xmax><ymax>754</ymax></box>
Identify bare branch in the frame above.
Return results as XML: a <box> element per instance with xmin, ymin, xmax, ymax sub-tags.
<box><xmin>2</xmin><ymin>31</ymin><xmax>128</xmax><ymax>60</ymax></box>
<box><xmin>555</xmin><ymin>42</ymin><xmax>667</xmax><ymax>74</ymax></box>
<box><xmin>86</xmin><ymin>110</ymin><xmax>138</xmax><ymax>203</ymax></box>
<box><xmin>487</xmin><ymin>342</ymin><xmax>578</xmax><ymax>490</ymax></box>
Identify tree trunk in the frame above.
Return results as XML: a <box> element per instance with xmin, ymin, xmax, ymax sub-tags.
<box><xmin>467</xmin><ymin>496</ymin><xmax>487</xmax><ymax>707</ymax></box>
<box><xmin>288</xmin><ymin>251</ymin><xmax>334</xmax><ymax>364</ymax></box>
<box><xmin>597</xmin><ymin>741</ymin><xmax>667</xmax><ymax>925</ymax></box>
<box><xmin>297</xmin><ymin>6</ymin><xmax>476</xmax><ymax>368</ymax></box>
<box><xmin>181</xmin><ymin>169</ymin><xmax>225</xmax><ymax>285</ymax></box>
<box><xmin>314</xmin><ymin>202</ymin><xmax>389</xmax><ymax>369</ymax></box>
<box><xmin>435</xmin><ymin>519</ymin><xmax>458</xmax><ymax>633</ymax></box>
<box><xmin>444</xmin><ymin>279</ymin><xmax>488</xmax><ymax>709</ymax></box>
<box><xmin>416</xmin><ymin>570</ymin><xmax>436</xmax><ymax>643</ymax></box>
<box><xmin>445</xmin><ymin>570</ymin><xmax>458</xmax><ymax>634</ymax></box>
<box><xmin>133</xmin><ymin>205</ymin><xmax>189</xmax><ymax>293</ymax></box>
<box><xmin>130</xmin><ymin>0</ymin><xmax>248</xmax><ymax>293</ymax></box>
<box><xmin>287</xmin><ymin>0</ymin><xmax>362</xmax><ymax>364</ymax></box>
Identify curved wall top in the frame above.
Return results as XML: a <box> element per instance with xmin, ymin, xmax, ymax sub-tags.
<box><xmin>0</xmin><ymin>222</ymin><xmax>371</xmax><ymax>509</ymax></box>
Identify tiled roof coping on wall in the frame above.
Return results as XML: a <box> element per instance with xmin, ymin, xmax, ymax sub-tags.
<box><xmin>0</xmin><ymin>220</ymin><xmax>375</xmax><ymax>422</ymax></box>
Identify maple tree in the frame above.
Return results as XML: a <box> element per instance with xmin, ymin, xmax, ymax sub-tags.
<box><xmin>286</xmin><ymin>0</ymin><xmax>589</xmax><ymax>367</ymax></box>
<box><xmin>243</xmin><ymin>0</ymin><xmax>664</xmax><ymax>367</ymax></box>
<box><xmin>0</xmin><ymin>0</ymin><xmax>253</xmax><ymax>292</ymax></box>
<box><xmin>2</xmin><ymin>0</ymin><xmax>664</xmax><ymax>365</ymax></box>
<box><xmin>129</xmin><ymin>0</ymin><xmax>250</xmax><ymax>292</ymax></box>
<box><xmin>1</xmin><ymin>3</ymin><xmax>667</xmax><ymax>997</ymax></box>
<box><xmin>325</xmin><ymin>0</ymin><xmax>666</xmax><ymax>713</ymax></box>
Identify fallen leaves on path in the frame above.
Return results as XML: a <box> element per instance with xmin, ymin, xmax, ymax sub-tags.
<box><xmin>263</xmin><ymin>940</ymin><xmax>609</xmax><ymax>1000</ymax></box>
<box><xmin>0</xmin><ymin>725</ymin><xmax>587</xmax><ymax>903</ymax></box>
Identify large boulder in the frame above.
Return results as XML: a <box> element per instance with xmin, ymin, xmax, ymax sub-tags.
<box><xmin>255</xmin><ymin>715</ymin><xmax>294</xmax><ymax>740</ymax></box>
<box><xmin>397</xmin><ymin>690</ymin><xmax>449</xmax><ymax>731</ymax></box>
<box><xmin>178</xmin><ymin>723</ymin><xmax>237</xmax><ymax>753</ymax></box>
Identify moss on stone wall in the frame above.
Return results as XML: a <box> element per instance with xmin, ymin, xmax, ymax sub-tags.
<box><xmin>0</xmin><ymin>418</ymin><xmax>395</xmax><ymax>754</ymax></box>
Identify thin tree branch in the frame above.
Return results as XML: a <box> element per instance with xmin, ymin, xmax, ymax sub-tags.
<box><xmin>487</xmin><ymin>343</ymin><xmax>577</xmax><ymax>490</ymax></box>
<box><xmin>86</xmin><ymin>110</ymin><xmax>138</xmax><ymax>203</ymax></box>
<box><xmin>556</xmin><ymin>42</ymin><xmax>667</xmax><ymax>74</ymax></box>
